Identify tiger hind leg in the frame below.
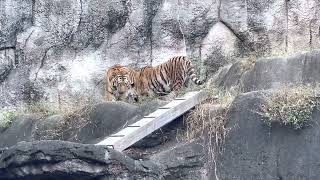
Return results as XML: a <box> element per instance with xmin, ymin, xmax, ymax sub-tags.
<box><xmin>158</xmin><ymin>91</ymin><xmax>178</xmax><ymax>101</ymax></box>
<box><xmin>158</xmin><ymin>81</ymin><xmax>183</xmax><ymax>100</ymax></box>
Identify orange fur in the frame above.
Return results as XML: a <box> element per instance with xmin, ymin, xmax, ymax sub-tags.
<box><xmin>105</xmin><ymin>64</ymin><xmax>136</xmax><ymax>101</ymax></box>
<box><xmin>131</xmin><ymin>56</ymin><xmax>205</xmax><ymax>99</ymax></box>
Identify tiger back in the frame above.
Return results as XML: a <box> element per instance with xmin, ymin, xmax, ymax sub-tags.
<box><xmin>132</xmin><ymin>56</ymin><xmax>206</xmax><ymax>99</ymax></box>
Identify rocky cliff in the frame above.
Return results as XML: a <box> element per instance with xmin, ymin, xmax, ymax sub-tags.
<box><xmin>1</xmin><ymin>0</ymin><xmax>320</xmax><ymax>179</ymax></box>
<box><xmin>1</xmin><ymin>0</ymin><xmax>320</xmax><ymax>107</ymax></box>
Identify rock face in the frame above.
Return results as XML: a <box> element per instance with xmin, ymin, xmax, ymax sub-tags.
<box><xmin>0</xmin><ymin>141</ymin><xmax>160</xmax><ymax>180</ymax></box>
<box><xmin>1</xmin><ymin>0</ymin><xmax>320</xmax><ymax>107</ymax></box>
<box><xmin>0</xmin><ymin>140</ymin><xmax>206</xmax><ymax>180</ymax></box>
<box><xmin>212</xmin><ymin>91</ymin><xmax>320</xmax><ymax>180</ymax></box>
<box><xmin>0</xmin><ymin>115</ymin><xmax>37</xmax><ymax>148</ymax></box>
<box><xmin>241</xmin><ymin>50</ymin><xmax>320</xmax><ymax>92</ymax></box>
<box><xmin>213</xmin><ymin>50</ymin><xmax>320</xmax><ymax>91</ymax></box>
<box><xmin>0</xmin><ymin>99</ymin><xmax>168</xmax><ymax>148</ymax></box>
<box><xmin>151</xmin><ymin>142</ymin><xmax>207</xmax><ymax>179</ymax></box>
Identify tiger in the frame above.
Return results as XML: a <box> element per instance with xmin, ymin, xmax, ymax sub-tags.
<box><xmin>104</xmin><ymin>64</ymin><xmax>137</xmax><ymax>102</ymax></box>
<box><xmin>129</xmin><ymin>56</ymin><xmax>206</xmax><ymax>101</ymax></box>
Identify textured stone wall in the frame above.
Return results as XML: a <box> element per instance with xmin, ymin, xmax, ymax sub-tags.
<box><xmin>0</xmin><ymin>0</ymin><xmax>319</xmax><ymax>107</ymax></box>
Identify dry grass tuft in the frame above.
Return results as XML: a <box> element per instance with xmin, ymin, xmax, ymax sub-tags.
<box><xmin>181</xmin><ymin>97</ymin><xmax>230</xmax><ymax>163</ymax></box>
<box><xmin>261</xmin><ymin>85</ymin><xmax>317</xmax><ymax>129</ymax></box>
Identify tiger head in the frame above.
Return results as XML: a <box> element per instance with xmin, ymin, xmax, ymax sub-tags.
<box><xmin>107</xmin><ymin>64</ymin><xmax>135</xmax><ymax>95</ymax></box>
<box><xmin>106</xmin><ymin>64</ymin><xmax>140</xmax><ymax>103</ymax></box>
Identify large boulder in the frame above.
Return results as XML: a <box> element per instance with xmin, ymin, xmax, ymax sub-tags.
<box><xmin>32</xmin><ymin>99</ymin><xmax>168</xmax><ymax>144</ymax></box>
<box><xmin>63</xmin><ymin>101</ymin><xmax>139</xmax><ymax>143</ymax></box>
<box><xmin>151</xmin><ymin>142</ymin><xmax>207</xmax><ymax>180</ymax></box>
<box><xmin>242</xmin><ymin>50</ymin><xmax>320</xmax><ymax>92</ymax></box>
<box><xmin>212</xmin><ymin>91</ymin><xmax>320</xmax><ymax>179</ymax></box>
<box><xmin>0</xmin><ymin>99</ymin><xmax>168</xmax><ymax>149</ymax></box>
<box><xmin>212</xmin><ymin>50</ymin><xmax>320</xmax><ymax>92</ymax></box>
<box><xmin>0</xmin><ymin>140</ymin><xmax>160</xmax><ymax>180</ymax></box>
<box><xmin>32</xmin><ymin>115</ymin><xmax>65</xmax><ymax>140</ymax></box>
<box><xmin>0</xmin><ymin>115</ymin><xmax>37</xmax><ymax>148</ymax></box>
<box><xmin>0</xmin><ymin>140</ymin><xmax>208</xmax><ymax>180</ymax></box>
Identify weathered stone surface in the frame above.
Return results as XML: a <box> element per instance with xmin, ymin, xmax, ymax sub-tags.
<box><xmin>0</xmin><ymin>99</ymin><xmax>168</xmax><ymax>148</ymax></box>
<box><xmin>212</xmin><ymin>91</ymin><xmax>320</xmax><ymax>180</ymax></box>
<box><xmin>1</xmin><ymin>0</ymin><xmax>319</xmax><ymax>107</ymax></box>
<box><xmin>220</xmin><ymin>0</ymin><xmax>320</xmax><ymax>55</ymax></box>
<box><xmin>212</xmin><ymin>50</ymin><xmax>320</xmax><ymax>91</ymax></box>
<box><xmin>0</xmin><ymin>115</ymin><xmax>37</xmax><ymax>148</ymax></box>
<box><xmin>242</xmin><ymin>50</ymin><xmax>320</xmax><ymax>92</ymax></box>
<box><xmin>202</xmin><ymin>22</ymin><xmax>238</xmax><ymax>74</ymax></box>
<box><xmin>32</xmin><ymin>115</ymin><xmax>65</xmax><ymax>141</ymax></box>
<box><xmin>61</xmin><ymin>101</ymin><xmax>139</xmax><ymax>143</ymax></box>
<box><xmin>0</xmin><ymin>48</ymin><xmax>15</xmax><ymax>83</ymax></box>
<box><xmin>0</xmin><ymin>0</ymin><xmax>33</xmax><ymax>48</ymax></box>
<box><xmin>0</xmin><ymin>140</ymin><xmax>209</xmax><ymax>180</ymax></box>
<box><xmin>211</xmin><ymin>60</ymin><xmax>248</xmax><ymax>90</ymax></box>
<box><xmin>0</xmin><ymin>140</ymin><xmax>160</xmax><ymax>180</ymax></box>
<box><xmin>151</xmin><ymin>142</ymin><xmax>207</xmax><ymax>180</ymax></box>
<box><xmin>50</xmin><ymin>99</ymin><xmax>167</xmax><ymax>144</ymax></box>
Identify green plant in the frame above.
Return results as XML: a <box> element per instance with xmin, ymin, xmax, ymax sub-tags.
<box><xmin>261</xmin><ymin>85</ymin><xmax>317</xmax><ymax>129</ymax></box>
<box><xmin>0</xmin><ymin>108</ymin><xmax>19</xmax><ymax>129</ymax></box>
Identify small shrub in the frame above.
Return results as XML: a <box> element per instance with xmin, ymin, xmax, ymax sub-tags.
<box><xmin>261</xmin><ymin>85</ymin><xmax>317</xmax><ymax>129</ymax></box>
<box><xmin>0</xmin><ymin>108</ymin><xmax>19</xmax><ymax>129</ymax></box>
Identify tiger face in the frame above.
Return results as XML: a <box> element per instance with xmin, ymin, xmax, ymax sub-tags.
<box><xmin>105</xmin><ymin>64</ymin><xmax>136</xmax><ymax>101</ymax></box>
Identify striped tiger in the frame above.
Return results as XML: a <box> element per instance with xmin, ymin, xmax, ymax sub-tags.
<box><xmin>131</xmin><ymin>56</ymin><xmax>206</xmax><ymax>100</ymax></box>
<box><xmin>105</xmin><ymin>64</ymin><xmax>137</xmax><ymax>101</ymax></box>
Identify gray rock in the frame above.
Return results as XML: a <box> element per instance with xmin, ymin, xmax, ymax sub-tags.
<box><xmin>63</xmin><ymin>101</ymin><xmax>139</xmax><ymax>143</ymax></box>
<box><xmin>32</xmin><ymin>115</ymin><xmax>65</xmax><ymax>140</ymax></box>
<box><xmin>0</xmin><ymin>115</ymin><xmax>37</xmax><ymax>148</ymax></box>
<box><xmin>0</xmin><ymin>48</ymin><xmax>15</xmax><ymax>83</ymax></box>
<box><xmin>0</xmin><ymin>140</ymin><xmax>160</xmax><ymax>180</ymax></box>
<box><xmin>212</xmin><ymin>60</ymin><xmax>247</xmax><ymax>90</ymax></box>
<box><xmin>0</xmin><ymin>99</ymin><xmax>168</xmax><ymax>148</ymax></box>
<box><xmin>0</xmin><ymin>0</ymin><xmax>33</xmax><ymax>49</ymax></box>
<box><xmin>0</xmin><ymin>140</ymin><xmax>209</xmax><ymax>180</ymax></box>
<box><xmin>242</xmin><ymin>50</ymin><xmax>320</xmax><ymax>92</ymax></box>
<box><xmin>213</xmin><ymin>91</ymin><xmax>320</xmax><ymax>180</ymax></box>
<box><xmin>62</xmin><ymin>99</ymin><xmax>168</xmax><ymax>144</ymax></box>
<box><xmin>212</xmin><ymin>50</ymin><xmax>320</xmax><ymax>92</ymax></box>
<box><xmin>151</xmin><ymin>142</ymin><xmax>207</xmax><ymax>180</ymax></box>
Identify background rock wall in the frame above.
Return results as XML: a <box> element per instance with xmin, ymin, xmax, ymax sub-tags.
<box><xmin>0</xmin><ymin>0</ymin><xmax>320</xmax><ymax>107</ymax></box>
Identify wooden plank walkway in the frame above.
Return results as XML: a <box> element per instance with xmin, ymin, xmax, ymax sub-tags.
<box><xmin>96</xmin><ymin>90</ymin><xmax>208</xmax><ymax>151</ymax></box>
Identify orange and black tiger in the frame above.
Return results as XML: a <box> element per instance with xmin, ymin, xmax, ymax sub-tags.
<box><xmin>130</xmin><ymin>56</ymin><xmax>206</xmax><ymax>100</ymax></box>
<box><xmin>104</xmin><ymin>64</ymin><xmax>137</xmax><ymax>101</ymax></box>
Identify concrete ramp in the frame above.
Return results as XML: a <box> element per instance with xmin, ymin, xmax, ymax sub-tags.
<box><xmin>96</xmin><ymin>90</ymin><xmax>208</xmax><ymax>151</ymax></box>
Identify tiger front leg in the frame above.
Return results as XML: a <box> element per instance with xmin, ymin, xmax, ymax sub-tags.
<box><xmin>105</xmin><ymin>86</ymin><xmax>119</xmax><ymax>101</ymax></box>
<box><xmin>126</xmin><ymin>90</ymin><xmax>139</xmax><ymax>103</ymax></box>
<box><xmin>105</xmin><ymin>89</ymin><xmax>115</xmax><ymax>101</ymax></box>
